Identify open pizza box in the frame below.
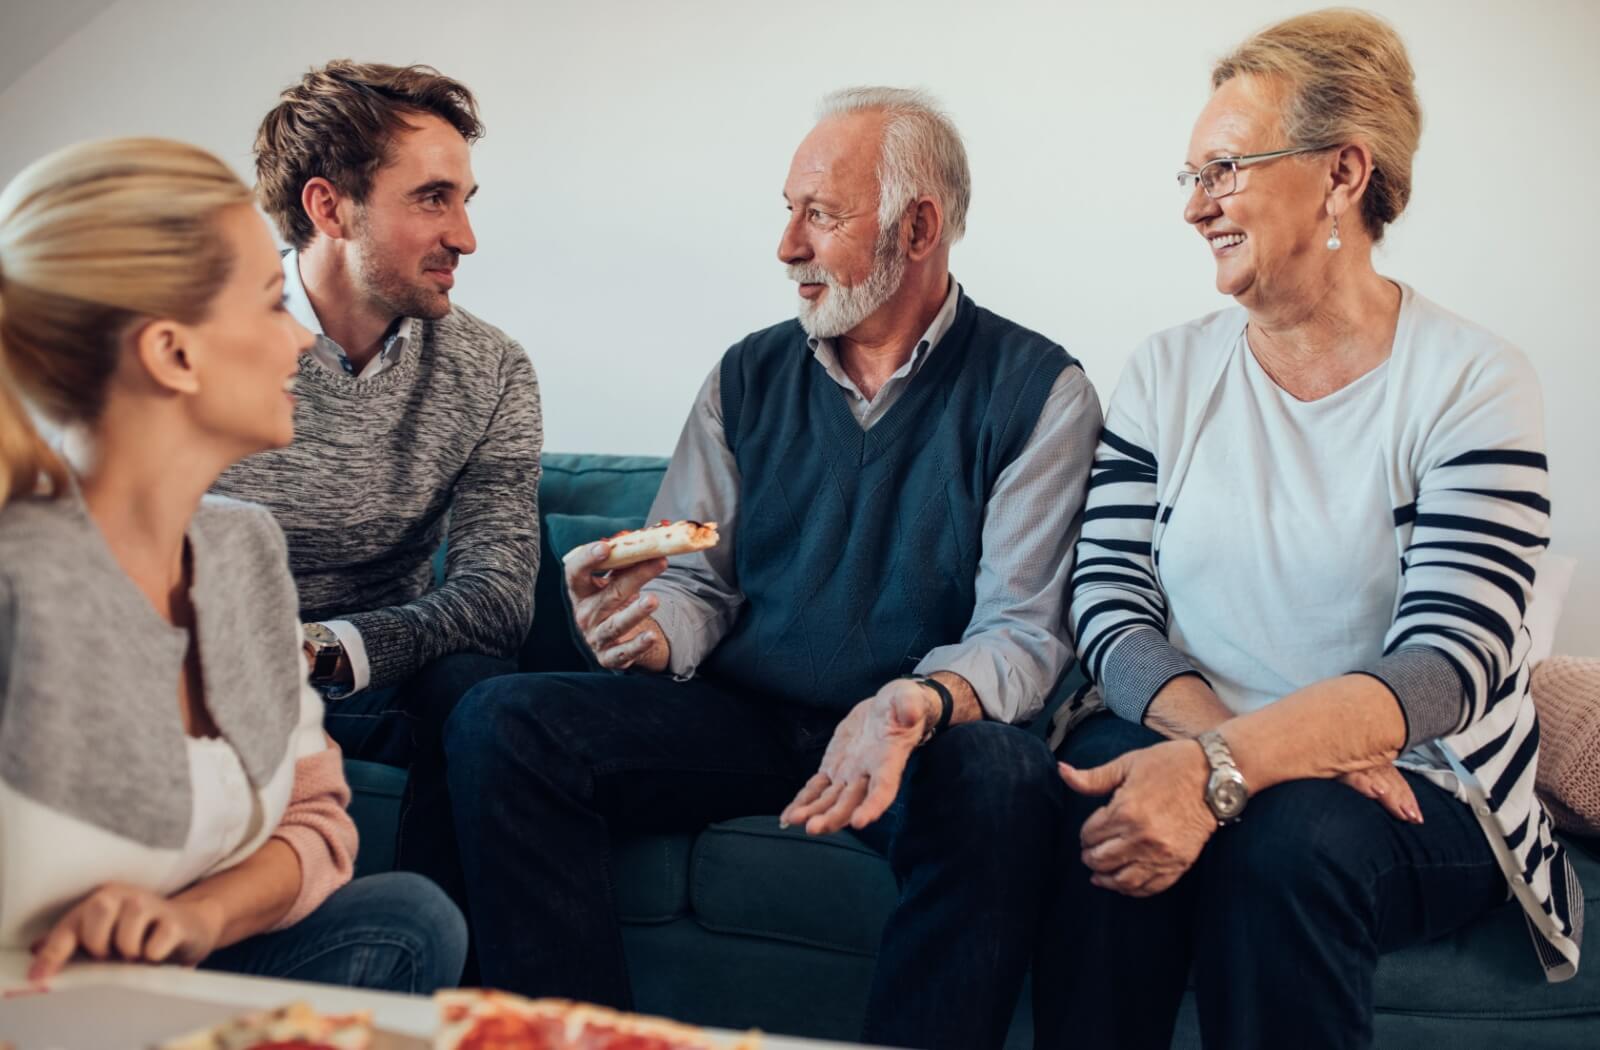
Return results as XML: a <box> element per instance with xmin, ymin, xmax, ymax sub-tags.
<box><xmin>0</xmin><ymin>984</ymin><xmax>426</xmax><ymax>1050</ymax></box>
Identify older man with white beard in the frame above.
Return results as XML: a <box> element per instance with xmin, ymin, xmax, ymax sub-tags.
<box><xmin>442</xmin><ymin>88</ymin><xmax>1102</xmax><ymax>1050</ymax></box>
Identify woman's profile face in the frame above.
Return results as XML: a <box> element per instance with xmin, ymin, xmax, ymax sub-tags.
<box><xmin>1181</xmin><ymin>74</ymin><xmax>1336</xmax><ymax>313</ymax></box>
<box><xmin>183</xmin><ymin>205</ymin><xmax>313</xmax><ymax>456</ymax></box>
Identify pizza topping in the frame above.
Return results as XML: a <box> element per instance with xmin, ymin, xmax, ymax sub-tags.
<box><xmin>435</xmin><ymin>990</ymin><xmax>759</xmax><ymax>1050</ymax></box>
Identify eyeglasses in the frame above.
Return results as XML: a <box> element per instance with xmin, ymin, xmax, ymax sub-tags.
<box><xmin>1176</xmin><ymin>145</ymin><xmax>1336</xmax><ymax>199</ymax></box>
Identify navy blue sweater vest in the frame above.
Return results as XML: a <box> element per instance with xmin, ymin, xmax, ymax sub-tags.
<box><xmin>702</xmin><ymin>290</ymin><xmax>1072</xmax><ymax>710</ymax></box>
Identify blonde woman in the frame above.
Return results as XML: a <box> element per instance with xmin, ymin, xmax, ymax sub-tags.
<box><xmin>0</xmin><ymin>138</ymin><xmax>465</xmax><ymax>991</ymax></box>
<box><xmin>1045</xmin><ymin>10</ymin><xmax>1577</xmax><ymax>1049</ymax></box>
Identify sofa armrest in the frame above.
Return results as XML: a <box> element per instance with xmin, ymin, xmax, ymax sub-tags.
<box><xmin>343</xmin><ymin>759</ymin><xmax>409</xmax><ymax>879</ymax></box>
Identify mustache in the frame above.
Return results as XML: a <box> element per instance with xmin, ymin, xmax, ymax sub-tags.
<box><xmin>786</xmin><ymin>263</ymin><xmax>836</xmax><ymax>287</ymax></box>
<box><xmin>422</xmin><ymin>251</ymin><xmax>460</xmax><ymax>272</ymax></box>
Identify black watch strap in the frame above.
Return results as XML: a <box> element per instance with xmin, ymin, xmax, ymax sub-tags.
<box><xmin>899</xmin><ymin>674</ymin><xmax>954</xmax><ymax>739</ymax></box>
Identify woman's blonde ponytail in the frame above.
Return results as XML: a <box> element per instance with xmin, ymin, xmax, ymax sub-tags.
<box><xmin>0</xmin><ymin>138</ymin><xmax>251</xmax><ymax>509</ymax></box>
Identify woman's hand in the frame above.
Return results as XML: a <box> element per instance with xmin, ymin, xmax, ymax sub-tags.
<box><xmin>1058</xmin><ymin>739</ymin><xmax>1218</xmax><ymax>897</ymax></box>
<box><xmin>1338</xmin><ymin>762</ymin><xmax>1424</xmax><ymax>823</ymax></box>
<box><xmin>28</xmin><ymin>883</ymin><xmax>224</xmax><ymax>979</ymax></box>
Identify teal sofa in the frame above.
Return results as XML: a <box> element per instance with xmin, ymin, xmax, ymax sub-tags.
<box><xmin>345</xmin><ymin>452</ymin><xmax>1600</xmax><ymax>1048</ymax></box>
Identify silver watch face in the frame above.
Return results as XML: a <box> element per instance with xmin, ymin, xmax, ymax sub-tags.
<box><xmin>1208</xmin><ymin>771</ymin><xmax>1248</xmax><ymax>821</ymax></box>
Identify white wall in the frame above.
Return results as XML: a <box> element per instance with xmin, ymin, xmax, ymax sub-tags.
<box><xmin>1</xmin><ymin>0</ymin><xmax>1596</xmax><ymax>655</ymax></box>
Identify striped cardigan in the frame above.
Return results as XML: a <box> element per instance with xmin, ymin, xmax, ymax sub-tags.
<box><xmin>1055</xmin><ymin>284</ymin><xmax>1581</xmax><ymax>981</ymax></box>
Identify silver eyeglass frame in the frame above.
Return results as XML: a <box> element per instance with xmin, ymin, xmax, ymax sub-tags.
<box><xmin>1177</xmin><ymin>144</ymin><xmax>1338</xmax><ymax>199</ymax></box>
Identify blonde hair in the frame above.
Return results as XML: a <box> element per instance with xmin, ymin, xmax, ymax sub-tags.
<box><xmin>0</xmin><ymin>137</ymin><xmax>252</xmax><ymax>506</ymax></box>
<box><xmin>1212</xmin><ymin>8</ymin><xmax>1422</xmax><ymax>241</ymax></box>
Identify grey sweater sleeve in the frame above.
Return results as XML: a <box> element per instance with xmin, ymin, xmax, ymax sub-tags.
<box><xmin>344</xmin><ymin>345</ymin><xmax>542</xmax><ymax>686</ymax></box>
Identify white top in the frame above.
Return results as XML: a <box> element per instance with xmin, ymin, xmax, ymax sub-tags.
<box><xmin>1061</xmin><ymin>283</ymin><xmax>1579</xmax><ymax>981</ymax></box>
<box><xmin>1161</xmin><ymin>338</ymin><xmax>1395</xmax><ymax>713</ymax></box>
<box><xmin>176</xmin><ymin>736</ymin><xmax>259</xmax><ymax>890</ymax></box>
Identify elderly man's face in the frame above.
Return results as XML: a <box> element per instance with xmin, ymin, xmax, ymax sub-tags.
<box><xmin>778</xmin><ymin>111</ymin><xmax>907</xmax><ymax>338</ymax></box>
<box><xmin>1182</xmin><ymin>74</ymin><xmax>1336</xmax><ymax>311</ymax></box>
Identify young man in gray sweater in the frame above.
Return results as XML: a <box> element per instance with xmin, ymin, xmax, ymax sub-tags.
<box><xmin>213</xmin><ymin>62</ymin><xmax>541</xmax><ymax>899</ymax></box>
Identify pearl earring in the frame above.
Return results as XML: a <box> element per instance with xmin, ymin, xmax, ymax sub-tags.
<box><xmin>1326</xmin><ymin>214</ymin><xmax>1342</xmax><ymax>251</ymax></box>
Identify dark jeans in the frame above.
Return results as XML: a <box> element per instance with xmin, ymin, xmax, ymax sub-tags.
<box><xmin>199</xmin><ymin>872</ymin><xmax>467</xmax><ymax>993</ymax></box>
<box><xmin>443</xmin><ymin>671</ymin><xmax>1069</xmax><ymax>1050</ymax></box>
<box><xmin>323</xmin><ymin>652</ymin><xmax>515</xmax><ymax>915</ymax></box>
<box><xmin>1039</xmin><ymin>713</ymin><xmax>1508</xmax><ymax>1050</ymax></box>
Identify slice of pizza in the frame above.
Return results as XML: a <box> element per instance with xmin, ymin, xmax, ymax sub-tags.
<box><xmin>158</xmin><ymin>1001</ymin><xmax>374</xmax><ymax>1050</ymax></box>
<box><xmin>569</xmin><ymin>520</ymin><xmax>721</xmax><ymax>572</ymax></box>
<box><xmin>434</xmin><ymin>990</ymin><xmax>760</xmax><ymax>1050</ymax></box>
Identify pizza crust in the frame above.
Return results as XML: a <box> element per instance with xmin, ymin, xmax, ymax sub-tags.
<box><xmin>570</xmin><ymin>520</ymin><xmax>721</xmax><ymax>572</ymax></box>
<box><xmin>157</xmin><ymin>1001</ymin><xmax>374</xmax><ymax>1050</ymax></box>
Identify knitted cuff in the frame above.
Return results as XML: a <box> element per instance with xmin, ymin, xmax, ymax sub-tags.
<box><xmin>1099</xmin><ymin>627</ymin><xmax>1206</xmax><ymax>725</ymax></box>
<box><xmin>340</xmin><ymin>610</ymin><xmax>418</xmax><ymax>692</ymax></box>
<box><xmin>1354</xmin><ymin>646</ymin><xmax>1467</xmax><ymax>750</ymax></box>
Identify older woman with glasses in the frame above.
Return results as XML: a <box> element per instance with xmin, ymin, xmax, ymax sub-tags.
<box><xmin>1038</xmin><ymin>10</ymin><xmax>1579</xmax><ymax>1050</ymax></box>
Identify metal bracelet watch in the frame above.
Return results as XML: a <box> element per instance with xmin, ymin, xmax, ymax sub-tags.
<box><xmin>1196</xmin><ymin>729</ymin><xmax>1249</xmax><ymax>825</ymax></box>
<box><xmin>898</xmin><ymin>674</ymin><xmax>954</xmax><ymax>745</ymax></box>
<box><xmin>301</xmin><ymin>622</ymin><xmax>345</xmax><ymax>687</ymax></box>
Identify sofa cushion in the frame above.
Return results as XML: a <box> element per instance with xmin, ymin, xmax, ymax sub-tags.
<box><xmin>343</xmin><ymin>759</ymin><xmax>407</xmax><ymax>879</ymax></box>
<box><xmin>688</xmin><ymin>816</ymin><xmax>897</xmax><ymax>955</ymax></box>
<box><xmin>1371</xmin><ymin>835</ymin><xmax>1600</xmax><ymax>1019</ymax></box>
<box><xmin>540</xmin><ymin>454</ymin><xmax>667</xmax><ymax>518</ymax></box>
<box><xmin>545</xmin><ymin>512</ymin><xmax>648</xmax><ymax>558</ymax></box>
<box><xmin>613</xmin><ymin>832</ymin><xmax>695</xmax><ymax>924</ymax></box>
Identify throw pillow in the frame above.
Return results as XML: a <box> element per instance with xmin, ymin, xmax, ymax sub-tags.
<box><xmin>1532</xmin><ymin>655</ymin><xmax>1600</xmax><ymax>835</ymax></box>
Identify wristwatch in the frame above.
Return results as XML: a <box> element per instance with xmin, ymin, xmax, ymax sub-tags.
<box><xmin>1197</xmin><ymin>729</ymin><xmax>1249</xmax><ymax>825</ymax></box>
<box><xmin>302</xmin><ymin>622</ymin><xmax>344</xmax><ymax>687</ymax></box>
<box><xmin>897</xmin><ymin>674</ymin><xmax>954</xmax><ymax>745</ymax></box>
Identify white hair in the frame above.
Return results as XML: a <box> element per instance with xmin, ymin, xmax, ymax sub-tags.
<box><xmin>815</xmin><ymin>86</ymin><xmax>971</xmax><ymax>246</ymax></box>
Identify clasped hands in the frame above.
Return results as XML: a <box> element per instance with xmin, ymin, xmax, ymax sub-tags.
<box><xmin>1059</xmin><ymin>741</ymin><xmax>1425</xmax><ymax>899</ymax></box>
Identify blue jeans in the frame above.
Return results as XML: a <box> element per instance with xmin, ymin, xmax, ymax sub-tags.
<box><xmin>322</xmin><ymin>652</ymin><xmax>516</xmax><ymax>770</ymax></box>
<box><xmin>443</xmin><ymin>671</ymin><xmax>1067</xmax><ymax>1050</ymax></box>
<box><xmin>199</xmin><ymin>872</ymin><xmax>467</xmax><ymax>993</ymax></box>
<box><xmin>1039</xmin><ymin>713</ymin><xmax>1508</xmax><ymax>1050</ymax></box>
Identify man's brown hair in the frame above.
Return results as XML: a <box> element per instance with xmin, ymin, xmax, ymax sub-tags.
<box><xmin>254</xmin><ymin>60</ymin><xmax>484</xmax><ymax>250</ymax></box>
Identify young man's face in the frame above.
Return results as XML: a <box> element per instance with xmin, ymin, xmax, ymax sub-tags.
<box><xmin>350</xmin><ymin>112</ymin><xmax>478</xmax><ymax>320</ymax></box>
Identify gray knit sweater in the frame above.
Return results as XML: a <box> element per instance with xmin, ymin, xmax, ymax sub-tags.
<box><xmin>213</xmin><ymin>305</ymin><xmax>542</xmax><ymax>689</ymax></box>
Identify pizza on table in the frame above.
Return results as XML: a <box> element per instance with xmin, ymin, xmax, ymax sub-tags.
<box><xmin>156</xmin><ymin>991</ymin><xmax>761</xmax><ymax>1050</ymax></box>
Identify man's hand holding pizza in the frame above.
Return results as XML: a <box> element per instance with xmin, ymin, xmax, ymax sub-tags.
<box><xmin>780</xmin><ymin>672</ymin><xmax>982</xmax><ymax>836</ymax></box>
<box><xmin>565</xmin><ymin>541</ymin><xmax>671</xmax><ymax>674</ymax></box>
<box><xmin>565</xmin><ymin>520</ymin><xmax>721</xmax><ymax>674</ymax></box>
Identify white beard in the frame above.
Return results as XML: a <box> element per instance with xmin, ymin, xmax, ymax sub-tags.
<box><xmin>788</xmin><ymin>236</ymin><xmax>908</xmax><ymax>339</ymax></box>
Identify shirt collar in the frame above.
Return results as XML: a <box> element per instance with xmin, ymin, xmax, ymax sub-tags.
<box><xmin>282</xmin><ymin>250</ymin><xmax>414</xmax><ymax>376</ymax></box>
<box><xmin>808</xmin><ymin>275</ymin><xmax>962</xmax><ymax>397</ymax></box>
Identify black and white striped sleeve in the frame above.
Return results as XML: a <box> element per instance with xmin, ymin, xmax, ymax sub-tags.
<box><xmin>1357</xmin><ymin>349</ymin><xmax>1549</xmax><ymax>748</ymax></box>
<box><xmin>1068</xmin><ymin>350</ymin><xmax>1202</xmax><ymax>723</ymax></box>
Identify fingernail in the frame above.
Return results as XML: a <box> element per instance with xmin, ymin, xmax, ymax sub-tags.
<box><xmin>778</xmin><ymin>818</ymin><xmax>790</xmax><ymax>829</ymax></box>
<box><xmin>591</xmin><ymin>543</ymin><xmax>607</xmax><ymax>556</ymax></box>
<box><xmin>1372</xmin><ymin>783</ymin><xmax>1386</xmax><ymax>795</ymax></box>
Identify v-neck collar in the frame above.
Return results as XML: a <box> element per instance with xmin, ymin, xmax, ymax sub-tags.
<box><xmin>810</xmin><ymin>292</ymin><xmax>978</xmax><ymax>467</ymax></box>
